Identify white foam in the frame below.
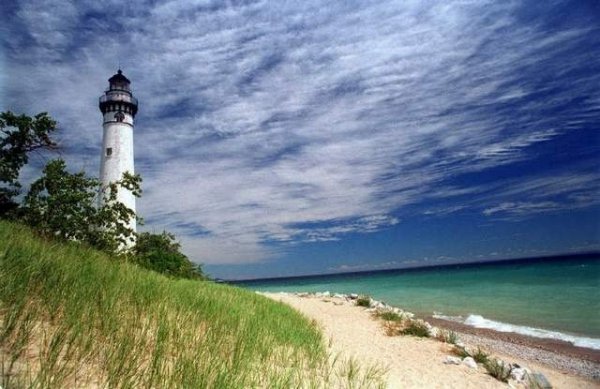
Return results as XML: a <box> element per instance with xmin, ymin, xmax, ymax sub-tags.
<box><xmin>436</xmin><ymin>313</ymin><xmax>600</xmax><ymax>350</ymax></box>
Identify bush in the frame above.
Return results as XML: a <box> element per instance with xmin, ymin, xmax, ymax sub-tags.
<box><xmin>134</xmin><ymin>231</ymin><xmax>205</xmax><ymax>280</ymax></box>
<box><xmin>436</xmin><ymin>330</ymin><xmax>458</xmax><ymax>344</ymax></box>
<box><xmin>401</xmin><ymin>320</ymin><xmax>430</xmax><ymax>338</ymax></box>
<box><xmin>383</xmin><ymin>321</ymin><xmax>401</xmax><ymax>336</ymax></box>
<box><xmin>356</xmin><ymin>295</ymin><xmax>371</xmax><ymax>307</ymax></box>
<box><xmin>484</xmin><ymin>359</ymin><xmax>513</xmax><ymax>382</ymax></box>
<box><xmin>376</xmin><ymin>311</ymin><xmax>403</xmax><ymax>322</ymax></box>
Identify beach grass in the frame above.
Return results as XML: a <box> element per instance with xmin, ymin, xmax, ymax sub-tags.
<box><xmin>484</xmin><ymin>358</ymin><xmax>513</xmax><ymax>382</ymax></box>
<box><xmin>0</xmin><ymin>221</ymin><xmax>349</xmax><ymax>388</ymax></box>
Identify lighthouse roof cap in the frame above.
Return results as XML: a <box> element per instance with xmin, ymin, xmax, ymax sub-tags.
<box><xmin>108</xmin><ymin>69</ymin><xmax>131</xmax><ymax>85</ymax></box>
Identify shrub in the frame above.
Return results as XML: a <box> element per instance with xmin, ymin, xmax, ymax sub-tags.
<box><xmin>356</xmin><ymin>295</ymin><xmax>371</xmax><ymax>307</ymax></box>
<box><xmin>436</xmin><ymin>330</ymin><xmax>458</xmax><ymax>344</ymax></box>
<box><xmin>134</xmin><ymin>231</ymin><xmax>205</xmax><ymax>280</ymax></box>
<box><xmin>401</xmin><ymin>320</ymin><xmax>430</xmax><ymax>338</ymax></box>
<box><xmin>484</xmin><ymin>359</ymin><xmax>513</xmax><ymax>382</ymax></box>
<box><xmin>383</xmin><ymin>321</ymin><xmax>402</xmax><ymax>336</ymax></box>
<box><xmin>376</xmin><ymin>311</ymin><xmax>403</xmax><ymax>322</ymax></box>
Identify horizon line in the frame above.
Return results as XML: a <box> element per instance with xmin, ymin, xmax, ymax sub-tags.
<box><xmin>228</xmin><ymin>251</ymin><xmax>600</xmax><ymax>283</ymax></box>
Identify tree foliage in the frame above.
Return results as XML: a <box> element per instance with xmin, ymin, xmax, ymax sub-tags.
<box><xmin>135</xmin><ymin>231</ymin><xmax>205</xmax><ymax>280</ymax></box>
<box><xmin>2</xmin><ymin>111</ymin><xmax>205</xmax><ymax>280</ymax></box>
<box><xmin>0</xmin><ymin>111</ymin><xmax>57</xmax><ymax>215</ymax></box>
<box><xmin>22</xmin><ymin>159</ymin><xmax>142</xmax><ymax>253</ymax></box>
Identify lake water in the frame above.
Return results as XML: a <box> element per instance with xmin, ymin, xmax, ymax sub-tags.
<box><xmin>238</xmin><ymin>256</ymin><xmax>600</xmax><ymax>349</ymax></box>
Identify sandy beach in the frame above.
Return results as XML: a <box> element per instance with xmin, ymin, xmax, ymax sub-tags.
<box><xmin>264</xmin><ymin>292</ymin><xmax>600</xmax><ymax>389</ymax></box>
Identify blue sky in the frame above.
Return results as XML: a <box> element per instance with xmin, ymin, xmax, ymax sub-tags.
<box><xmin>1</xmin><ymin>0</ymin><xmax>599</xmax><ymax>280</ymax></box>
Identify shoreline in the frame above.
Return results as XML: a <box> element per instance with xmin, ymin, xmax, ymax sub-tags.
<box><xmin>425</xmin><ymin>316</ymin><xmax>600</xmax><ymax>381</ymax></box>
<box><xmin>263</xmin><ymin>291</ymin><xmax>600</xmax><ymax>388</ymax></box>
<box><xmin>425</xmin><ymin>316</ymin><xmax>600</xmax><ymax>363</ymax></box>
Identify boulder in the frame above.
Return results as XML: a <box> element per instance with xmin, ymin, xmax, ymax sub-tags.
<box><xmin>528</xmin><ymin>372</ymin><xmax>552</xmax><ymax>389</ymax></box>
<box><xmin>349</xmin><ymin>293</ymin><xmax>358</xmax><ymax>299</ymax></box>
<box><xmin>510</xmin><ymin>368</ymin><xmax>528</xmax><ymax>382</ymax></box>
<box><xmin>444</xmin><ymin>356</ymin><xmax>462</xmax><ymax>365</ymax></box>
<box><xmin>428</xmin><ymin>326</ymin><xmax>439</xmax><ymax>338</ymax></box>
<box><xmin>462</xmin><ymin>357</ymin><xmax>477</xmax><ymax>369</ymax></box>
<box><xmin>373</xmin><ymin>301</ymin><xmax>386</xmax><ymax>309</ymax></box>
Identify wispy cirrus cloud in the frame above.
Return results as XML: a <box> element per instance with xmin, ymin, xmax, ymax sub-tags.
<box><xmin>2</xmin><ymin>0</ymin><xmax>599</xmax><ymax>268</ymax></box>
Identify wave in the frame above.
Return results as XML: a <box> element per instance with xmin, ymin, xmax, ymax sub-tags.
<box><xmin>432</xmin><ymin>313</ymin><xmax>600</xmax><ymax>350</ymax></box>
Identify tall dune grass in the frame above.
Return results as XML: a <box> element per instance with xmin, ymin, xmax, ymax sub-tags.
<box><xmin>0</xmin><ymin>221</ymin><xmax>355</xmax><ymax>388</ymax></box>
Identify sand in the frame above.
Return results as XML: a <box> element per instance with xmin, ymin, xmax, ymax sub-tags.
<box><xmin>264</xmin><ymin>292</ymin><xmax>599</xmax><ymax>389</ymax></box>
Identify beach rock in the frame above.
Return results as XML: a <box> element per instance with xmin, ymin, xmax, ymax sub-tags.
<box><xmin>349</xmin><ymin>293</ymin><xmax>358</xmax><ymax>299</ymax></box>
<box><xmin>333</xmin><ymin>293</ymin><xmax>345</xmax><ymax>299</ymax></box>
<box><xmin>528</xmin><ymin>372</ymin><xmax>552</xmax><ymax>389</ymax></box>
<box><xmin>510</xmin><ymin>368</ymin><xmax>528</xmax><ymax>382</ymax></box>
<box><xmin>428</xmin><ymin>326</ymin><xmax>439</xmax><ymax>338</ymax></box>
<box><xmin>462</xmin><ymin>357</ymin><xmax>478</xmax><ymax>369</ymax></box>
<box><xmin>444</xmin><ymin>356</ymin><xmax>462</xmax><ymax>365</ymax></box>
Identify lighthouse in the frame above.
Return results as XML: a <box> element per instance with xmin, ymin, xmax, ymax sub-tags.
<box><xmin>98</xmin><ymin>69</ymin><xmax>138</xmax><ymax>237</ymax></box>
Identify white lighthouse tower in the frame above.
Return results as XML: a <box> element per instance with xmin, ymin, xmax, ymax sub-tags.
<box><xmin>99</xmin><ymin>69</ymin><xmax>139</xmax><ymax>237</ymax></box>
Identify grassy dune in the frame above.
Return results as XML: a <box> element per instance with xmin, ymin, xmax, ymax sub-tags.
<box><xmin>0</xmin><ymin>221</ymin><xmax>351</xmax><ymax>388</ymax></box>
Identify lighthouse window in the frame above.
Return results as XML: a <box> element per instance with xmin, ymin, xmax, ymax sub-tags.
<box><xmin>106</xmin><ymin>148</ymin><xmax>113</xmax><ymax>156</ymax></box>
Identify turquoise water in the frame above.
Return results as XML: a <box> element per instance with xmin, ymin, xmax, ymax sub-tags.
<box><xmin>240</xmin><ymin>257</ymin><xmax>600</xmax><ymax>341</ymax></box>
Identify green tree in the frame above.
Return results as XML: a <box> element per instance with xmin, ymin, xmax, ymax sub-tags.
<box><xmin>135</xmin><ymin>231</ymin><xmax>205</xmax><ymax>279</ymax></box>
<box><xmin>0</xmin><ymin>112</ymin><xmax>57</xmax><ymax>215</ymax></box>
<box><xmin>22</xmin><ymin>159</ymin><xmax>142</xmax><ymax>253</ymax></box>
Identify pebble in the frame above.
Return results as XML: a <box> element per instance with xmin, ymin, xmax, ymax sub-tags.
<box><xmin>457</xmin><ymin>332</ymin><xmax>600</xmax><ymax>381</ymax></box>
